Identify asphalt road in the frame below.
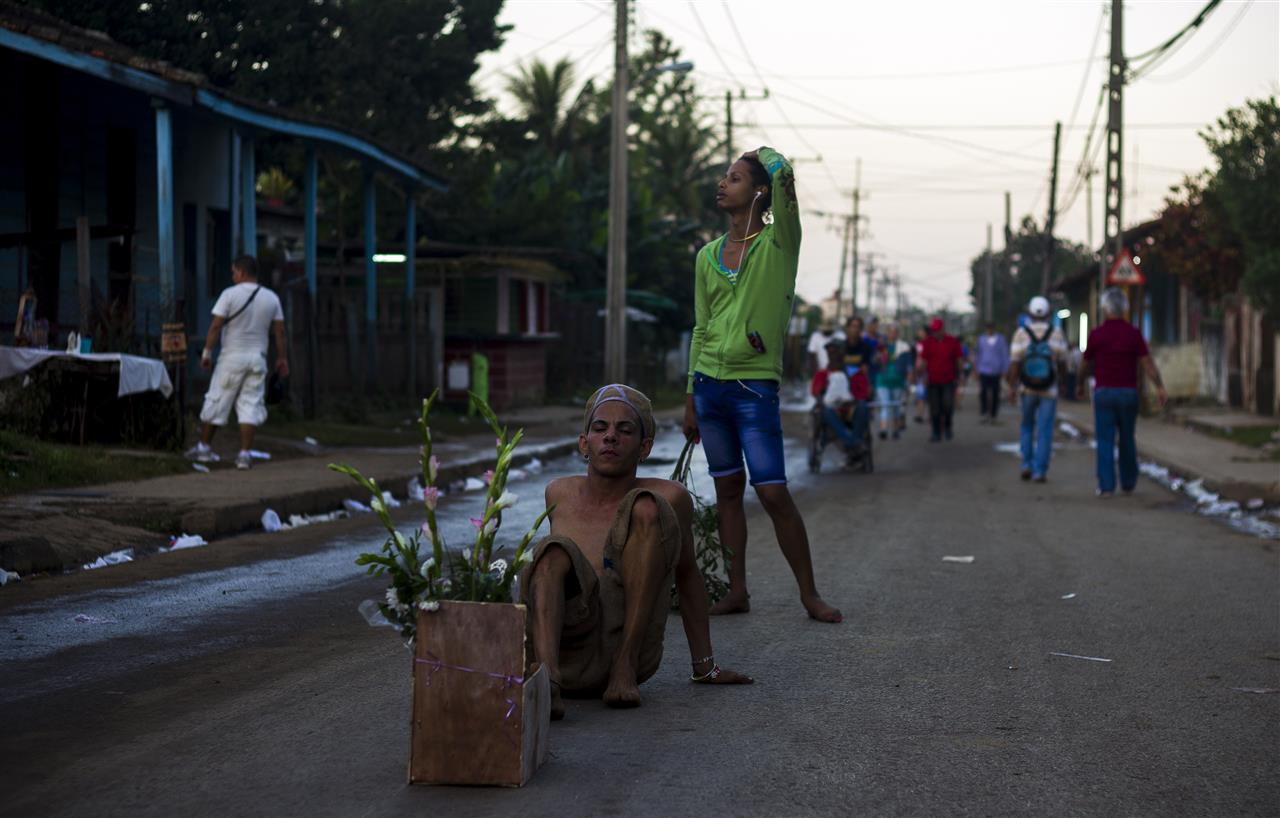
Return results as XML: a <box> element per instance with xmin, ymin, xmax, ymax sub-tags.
<box><xmin>2</xmin><ymin>404</ymin><xmax>1277</xmax><ymax>817</ymax></box>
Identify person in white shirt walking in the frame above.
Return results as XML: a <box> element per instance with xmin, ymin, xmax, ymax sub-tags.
<box><xmin>805</xmin><ymin>319</ymin><xmax>845</xmax><ymax>379</ymax></box>
<box><xmin>1008</xmin><ymin>296</ymin><xmax>1068</xmax><ymax>482</ymax></box>
<box><xmin>186</xmin><ymin>255</ymin><xmax>289</xmax><ymax>470</ymax></box>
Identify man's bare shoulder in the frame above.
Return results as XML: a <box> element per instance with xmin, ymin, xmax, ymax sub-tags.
<box><xmin>545</xmin><ymin>475</ymin><xmax>584</xmax><ymax>505</ymax></box>
<box><xmin>635</xmin><ymin>477</ymin><xmax>692</xmax><ymax>510</ymax></box>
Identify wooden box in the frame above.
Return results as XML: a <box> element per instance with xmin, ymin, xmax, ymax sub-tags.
<box><xmin>409</xmin><ymin>600</ymin><xmax>550</xmax><ymax>787</ymax></box>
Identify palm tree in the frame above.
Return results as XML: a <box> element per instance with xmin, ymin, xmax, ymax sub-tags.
<box><xmin>504</xmin><ymin>58</ymin><xmax>594</xmax><ymax>156</ymax></box>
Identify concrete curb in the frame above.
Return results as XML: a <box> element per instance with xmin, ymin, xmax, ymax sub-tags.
<box><xmin>1059</xmin><ymin>409</ymin><xmax>1280</xmax><ymax>504</ymax></box>
<box><xmin>2</xmin><ymin>438</ymin><xmax>581</xmax><ymax>577</ymax></box>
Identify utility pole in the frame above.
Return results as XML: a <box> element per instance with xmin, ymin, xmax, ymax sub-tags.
<box><xmin>1103</xmin><ymin>0</ymin><xmax>1125</xmax><ymax>302</ymax></box>
<box><xmin>722</xmin><ymin>88</ymin><xmax>770</xmax><ymax>169</ymax></box>
<box><xmin>604</xmin><ymin>0</ymin><xmax>628</xmax><ymax>384</ymax></box>
<box><xmin>984</xmin><ymin>223</ymin><xmax>994</xmax><ymax>323</ymax></box>
<box><xmin>835</xmin><ymin>158</ymin><xmax>862</xmax><ymax>323</ymax></box>
<box><xmin>1043</xmin><ymin>120</ymin><xmax>1062</xmax><ymax>295</ymax></box>
<box><xmin>863</xmin><ymin>252</ymin><xmax>878</xmax><ymax>317</ymax></box>
<box><xmin>1004</xmin><ymin>191</ymin><xmax>1012</xmax><ymax>245</ymax></box>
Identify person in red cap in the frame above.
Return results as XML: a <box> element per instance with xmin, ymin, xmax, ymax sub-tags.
<box><xmin>916</xmin><ymin>317</ymin><xmax>964</xmax><ymax>441</ymax></box>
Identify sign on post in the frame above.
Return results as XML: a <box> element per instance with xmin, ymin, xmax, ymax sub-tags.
<box><xmin>1106</xmin><ymin>249</ymin><xmax>1145</xmax><ymax>286</ymax></box>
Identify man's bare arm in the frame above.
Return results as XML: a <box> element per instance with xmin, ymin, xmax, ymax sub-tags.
<box><xmin>1140</xmin><ymin>355</ymin><xmax>1168</xmax><ymax>408</ymax></box>
<box><xmin>201</xmin><ymin>316</ymin><xmax>226</xmax><ymax>370</ymax></box>
<box><xmin>671</xmin><ymin>486</ymin><xmax>751</xmax><ymax>685</ymax></box>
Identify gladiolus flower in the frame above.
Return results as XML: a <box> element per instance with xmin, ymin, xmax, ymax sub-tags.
<box><xmin>428</xmin><ymin>455</ymin><xmax>439</xmax><ymax>483</ymax></box>
<box><xmin>470</xmin><ymin>517</ymin><xmax>484</xmax><ymax>530</ymax></box>
<box><xmin>423</xmin><ymin>486</ymin><xmax>440</xmax><ymax>510</ymax></box>
<box><xmin>494</xmin><ymin>490</ymin><xmax>519</xmax><ymax>511</ymax></box>
<box><xmin>419</xmin><ymin>557</ymin><xmax>435</xmax><ymax>578</ymax></box>
<box><xmin>482</xmin><ymin>518</ymin><xmax>498</xmax><ymax>537</ymax></box>
<box><xmin>483</xmin><ymin>469</ymin><xmax>495</xmax><ymax>485</ymax></box>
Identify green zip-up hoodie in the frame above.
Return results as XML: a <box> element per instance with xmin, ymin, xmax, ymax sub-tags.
<box><xmin>687</xmin><ymin>146</ymin><xmax>800</xmax><ymax>392</ymax></box>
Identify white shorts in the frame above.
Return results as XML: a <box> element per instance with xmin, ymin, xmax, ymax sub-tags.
<box><xmin>200</xmin><ymin>354</ymin><xmax>268</xmax><ymax>426</ymax></box>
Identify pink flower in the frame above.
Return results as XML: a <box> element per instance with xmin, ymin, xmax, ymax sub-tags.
<box><xmin>423</xmin><ymin>486</ymin><xmax>440</xmax><ymax>510</ymax></box>
<box><xmin>419</xmin><ymin>521</ymin><xmax>431</xmax><ymax>536</ymax></box>
<box><xmin>483</xmin><ymin>469</ymin><xmax>495</xmax><ymax>485</ymax></box>
<box><xmin>470</xmin><ymin>517</ymin><xmax>484</xmax><ymax>530</ymax></box>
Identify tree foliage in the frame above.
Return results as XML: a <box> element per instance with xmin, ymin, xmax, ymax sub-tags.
<box><xmin>1148</xmin><ymin>175</ymin><xmax>1244</xmax><ymax>304</ymax></box>
<box><xmin>968</xmin><ymin>217</ymin><xmax>1094</xmax><ymax>332</ymax></box>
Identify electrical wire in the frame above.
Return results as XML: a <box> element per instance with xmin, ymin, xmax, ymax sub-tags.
<box><xmin>1145</xmin><ymin>0</ymin><xmax>1253</xmax><ymax>84</ymax></box>
<box><xmin>476</xmin><ymin>4</ymin><xmax>610</xmax><ymax>83</ymax></box>
<box><xmin>1127</xmin><ymin>0</ymin><xmax>1224</xmax><ymax>80</ymax></box>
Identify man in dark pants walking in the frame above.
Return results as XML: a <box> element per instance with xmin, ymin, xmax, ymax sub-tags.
<box><xmin>974</xmin><ymin>321</ymin><xmax>1009</xmax><ymax>424</ymax></box>
<box><xmin>916</xmin><ymin>317</ymin><xmax>964</xmax><ymax>441</ymax></box>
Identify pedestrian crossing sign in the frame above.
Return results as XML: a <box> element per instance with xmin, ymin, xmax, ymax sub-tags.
<box><xmin>1106</xmin><ymin>249</ymin><xmax>1145</xmax><ymax>286</ymax></box>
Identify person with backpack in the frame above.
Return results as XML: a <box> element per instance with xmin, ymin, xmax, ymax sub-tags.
<box><xmin>1008</xmin><ymin>296</ymin><xmax>1068</xmax><ymax>482</ymax></box>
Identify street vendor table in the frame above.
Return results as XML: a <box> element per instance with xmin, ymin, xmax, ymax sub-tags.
<box><xmin>0</xmin><ymin>346</ymin><xmax>174</xmax><ymax>398</ymax></box>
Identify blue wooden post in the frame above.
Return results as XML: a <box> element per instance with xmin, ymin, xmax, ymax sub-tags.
<box><xmin>304</xmin><ymin>145</ymin><xmax>319</xmax><ymax>416</ymax></box>
<box><xmin>154</xmin><ymin>103</ymin><xmax>175</xmax><ymax>317</ymax></box>
<box><xmin>229</xmin><ymin>131</ymin><xmax>241</xmax><ymax>256</ymax></box>
<box><xmin>364</xmin><ymin>167</ymin><xmax>377</xmax><ymax>386</ymax></box>
<box><xmin>405</xmin><ymin>190</ymin><xmax>417</xmax><ymax>397</ymax></box>
<box><xmin>241</xmin><ymin>137</ymin><xmax>256</xmax><ymax>255</ymax></box>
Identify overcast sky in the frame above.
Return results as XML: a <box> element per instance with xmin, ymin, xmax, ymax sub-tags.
<box><xmin>474</xmin><ymin>0</ymin><xmax>1279</xmax><ymax>314</ymax></box>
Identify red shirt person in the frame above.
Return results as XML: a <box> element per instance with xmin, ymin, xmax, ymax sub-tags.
<box><xmin>915</xmin><ymin>318</ymin><xmax>964</xmax><ymax>441</ymax></box>
<box><xmin>1078</xmin><ymin>288</ymin><xmax>1168</xmax><ymax>495</ymax></box>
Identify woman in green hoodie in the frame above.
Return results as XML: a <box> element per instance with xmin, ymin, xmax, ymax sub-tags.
<box><xmin>682</xmin><ymin>147</ymin><xmax>842</xmax><ymax>624</ymax></box>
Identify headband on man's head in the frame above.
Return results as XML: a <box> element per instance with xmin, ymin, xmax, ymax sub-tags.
<box><xmin>583</xmin><ymin>384</ymin><xmax>655</xmax><ymax>441</ymax></box>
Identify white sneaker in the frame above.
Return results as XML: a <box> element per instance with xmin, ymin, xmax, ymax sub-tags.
<box><xmin>235</xmin><ymin>451</ymin><xmax>252</xmax><ymax>470</ymax></box>
<box><xmin>185</xmin><ymin>442</ymin><xmax>220</xmax><ymax>463</ymax></box>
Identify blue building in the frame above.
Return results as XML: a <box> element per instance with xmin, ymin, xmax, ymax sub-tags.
<box><xmin>0</xmin><ymin>3</ymin><xmax>446</xmax><ymax>399</ymax></box>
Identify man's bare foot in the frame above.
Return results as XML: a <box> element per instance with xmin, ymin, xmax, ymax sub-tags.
<box><xmin>602</xmin><ymin>659</ymin><xmax>642</xmax><ymax>708</ymax></box>
<box><xmin>708</xmin><ymin>592</ymin><xmax>751</xmax><ymax>616</ymax></box>
<box><xmin>803</xmin><ymin>595</ymin><xmax>843</xmax><ymax>623</ymax></box>
<box><xmin>549</xmin><ymin>679</ymin><xmax>565</xmax><ymax>721</ymax></box>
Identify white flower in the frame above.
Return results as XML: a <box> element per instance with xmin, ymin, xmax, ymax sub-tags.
<box><xmin>393</xmin><ymin>532</ymin><xmax>409</xmax><ymax>551</ymax></box>
<box><xmin>428</xmin><ymin>455</ymin><xmax>440</xmax><ymax>483</ymax></box>
<box><xmin>418</xmin><ymin>600</ymin><xmax>440</xmax><ymax>612</ymax></box>
<box><xmin>419</xmin><ymin>557</ymin><xmax>435</xmax><ymax>578</ymax></box>
<box><xmin>371</xmin><ymin>496</ymin><xmax>386</xmax><ymax>514</ymax></box>
<box><xmin>489</xmin><ymin>558</ymin><xmax>509</xmax><ymax>575</ymax></box>
<box><xmin>385</xmin><ymin>587</ymin><xmax>400</xmax><ymax>608</ymax></box>
<box><xmin>482</xmin><ymin>518</ymin><xmax>498</xmax><ymax>537</ymax></box>
<box><xmin>494</xmin><ymin>490</ymin><xmax>519</xmax><ymax>511</ymax></box>
<box><xmin>462</xmin><ymin>548</ymin><xmax>471</xmax><ymax>562</ymax></box>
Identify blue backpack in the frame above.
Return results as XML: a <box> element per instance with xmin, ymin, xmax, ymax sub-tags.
<box><xmin>1019</xmin><ymin>326</ymin><xmax>1056</xmax><ymax>390</ymax></box>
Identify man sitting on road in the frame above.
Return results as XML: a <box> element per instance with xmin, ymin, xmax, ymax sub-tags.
<box><xmin>521</xmin><ymin>384</ymin><xmax>751</xmax><ymax>720</ymax></box>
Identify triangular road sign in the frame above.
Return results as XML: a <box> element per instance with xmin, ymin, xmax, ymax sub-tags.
<box><xmin>1106</xmin><ymin>249</ymin><xmax>1146</xmax><ymax>286</ymax></box>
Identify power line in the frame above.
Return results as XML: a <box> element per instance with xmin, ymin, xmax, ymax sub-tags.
<box><xmin>1146</xmin><ymin>0</ymin><xmax>1253</xmax><ymax>84</ymax></box>
<box><xmin>742</xmin><ymin>121</ymin><xmax>1203</xmax><ymax>132</ymax></box>
<box><xmin>1127</xmin><ymin>0</ymin><xmax>1224</xmax><ymax>80</ymax></box>
<box><xmin>697</xmin><ymin>56</ymin><xmax>1110</xmax><ymax>83</ymax></box>
<box><xmin>475</xmin><ymin>4</ymin><xmax>609</xmax><ymax>83</ymax></box>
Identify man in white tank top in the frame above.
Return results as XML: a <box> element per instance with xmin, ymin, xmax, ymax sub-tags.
<box><xmin>185</xmin><ymin>255</ymin><xmax>289</xmax><ymax>470</ymax></box>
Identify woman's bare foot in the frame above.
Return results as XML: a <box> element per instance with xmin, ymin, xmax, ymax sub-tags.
<box><xmin>708</xmin><ymin>592</ymin><xmax>751</xmax><ymax>616</ymax></box>
<box><xmin>602</xmin><ymin>659</ymin><xmax>642</xmax><ymax>708</ymax></box>
<box><xmin>802</xmin><ymin>594</ymin><xmax>843</xmax><ymax>623</ymax></box>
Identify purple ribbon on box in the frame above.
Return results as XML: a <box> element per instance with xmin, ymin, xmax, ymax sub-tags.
<box><xmin>415</xmin><ymin>651</ymin><xmax>525</xmax><ymax>724</ymax></box>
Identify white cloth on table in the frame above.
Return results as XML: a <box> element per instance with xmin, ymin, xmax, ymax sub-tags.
<box><xmin>0</xmin><ymin>347</ymin><xmax>174</xmax><ymax>398</ymax></box>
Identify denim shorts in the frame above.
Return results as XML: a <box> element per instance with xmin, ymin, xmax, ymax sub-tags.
<box><xmin>691</xmin><ymin>373</ymin><xmax>786</xmax><ymax>486</ymax></box>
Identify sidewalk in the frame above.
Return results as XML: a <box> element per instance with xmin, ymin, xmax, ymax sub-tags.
<box><xmin>1057</xmin><ymin>402</ymin><xmax>1279</xmax><ymax>503</ymax></box>
<box><xmin>2</xmin><ymin>403</ymin><xmax>690</xmax><ymax>576</ymax></box>
<box><xmin>0</xmin><ymin>404</ymin><xmax>598</xmax><ymax>576</ymax></box>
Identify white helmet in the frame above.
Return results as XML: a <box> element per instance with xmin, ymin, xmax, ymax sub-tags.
<box><xmin>1028</xmin><ymin>296</ymin><xmax>1050</xmax><ymax>318</ymax></box>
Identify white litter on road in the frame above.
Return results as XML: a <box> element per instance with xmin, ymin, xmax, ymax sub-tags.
<box><xmin>248</xmin><ymin>450</ymin><xmax>272</xmax><ymax>460</ymax></box>
<box><xmin>942</xmin><ymin>555</ymin><xmax>975</xmax><ymax>564</ymax></box>
<box><xmin>0</xmin><ymin>569</ymin><xmax>20</xmax><ymax>586</ymax></box>
<box><xmin>261</xmin><ymin>509</ymin><xmax>283</xmax><ymax>532</ymax></box>
<box><xmin>1061</xmin><ymin>592</ymin><xmax>1077</xmax><ymax>599</ymax></box>
<box><xmin>164</xmin><ymin>534</ymin><xmax>208</xmax><ymax>551</ymax></box>
<box><xmin>1058</xmin><ymin>421</ymin><xmax>1083</xmax><ymax>440</ymax></box>
<box><xmin>304</xmin><ymin>436</ymin><xmax>319</xmax><ymax>446</ymax></box>
<box><xmin>378</xmin><ymin>491</ymin><xmax>401</xmax><ymax>509</ymax></box>
<box><xmin>407</xmin><ymin>477</ymin><xmax>425</xmax><ymax>501</ymax></box>
<box><xmin>358</xmin><ymin>598</ymin><xmax>397</xmax><ymax>629</ymax></box>
<box><xmin>1050</xmin><ymin>651</ymin><xmax>1112</xmax><ymax>663</ymax></box>
<box><xmin>82</xmin><ymin>549</ymin><xmax>134</xmax><ymax>570</ymax></box>
<box><xmin>343</xmin><ymin>499</ymin><xmax>372</xmax><ymax>513</ymax></box>
<box><xmin>524</xmin><ymin>457</ymin><xmax>544</xmax><ymax>474</ymax></box>
<box><xmin>72</xmin><ymin>613</ymin><xmax>118</xmax><ymax>625</ymax></box>
<box><xmin>191</xmin><ymin>463</ymin><xmax>210</xmax><ymax>473</ymax></box>
<box><xmin>1232</xmin><ymin>687</ymin><xmax>1279</xmax><ymax>694</ymax></box>
<box><xmin>463</xmin><ymin>477</ymin><xmax>486</xmax><ymax>492</ymax></box>
<box><xmin>284</xmin><ymin>510</ymin><xmax>349</xmax><ymax>529</ymax></box>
